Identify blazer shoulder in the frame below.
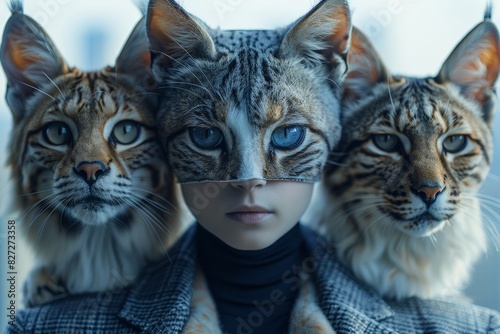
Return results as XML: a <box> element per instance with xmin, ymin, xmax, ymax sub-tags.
<box><xmin>387</xmin><ymin>297</ymin><xmax>500</xmax><ymax>333</ymax></box>
<box><xmin>5</xmin><ymin>290</ymin><xmax>131</xmax><ymax>333</ymax></box>
<box><xmin>5</xmin><ymin>316</ymin><xmax>25</xmax><ymax>334</ymax></box>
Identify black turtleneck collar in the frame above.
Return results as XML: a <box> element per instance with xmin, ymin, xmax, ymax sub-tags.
<box><xmin>197</xmin><ymin>223</ymin><xmax>306</xmax><ymax>334</ymax></box>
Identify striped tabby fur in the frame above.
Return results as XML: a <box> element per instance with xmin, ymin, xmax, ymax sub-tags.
<box><xmin>1</xmin><ymin>5</ymin><xmax>184</xmax><ymax>306</ymax></box>
<box><xmin>308</xmin><ymin>22</ymin><xmax>500</xmax><ymax>299</ymax></box>
<box><xmin>146</xmin><ymin>0</ymin><xmax>351</xmax><ymax>184</ymax></box>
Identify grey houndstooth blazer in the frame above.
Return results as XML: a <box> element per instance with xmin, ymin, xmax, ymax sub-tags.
<box><xmin>6</xmin><ymin>224</ymin><xmax>500</xmax><ymax>334</ymax></box>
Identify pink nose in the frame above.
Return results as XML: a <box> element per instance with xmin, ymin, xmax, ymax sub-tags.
<box><xmin>418</xmin><ymin>186</ymin><xmax>442</xmax><ymax>200</ymax></box>
<box><xmin>79</xmin><ymin>164</ymin><xmax>104</xmax><ymax>181</ymax></box>
<box><xmin>74</xmin><ymin>161</ymin><xmax>108</xmax><ymax>186</ymax></box>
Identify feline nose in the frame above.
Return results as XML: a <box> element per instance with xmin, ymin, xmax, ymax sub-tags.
<box><xmin>74</xmin><ymin>161</ymin><xmax>108</xmax><ymax>186</ymax></box>
<box><xmin>417</xmin><ymin>185</ymin><xmax>444</xmax><ymax>206</ymax></box>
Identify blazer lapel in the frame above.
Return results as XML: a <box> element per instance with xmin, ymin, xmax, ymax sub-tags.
<box><xmin>118</xmin><ymin>225</ymin><xmax>198</xmax><ymax>333</ymax></box>
<box><xmin>119</xmin><ymin>224</ymin><xmax>398</xmax><ymax>333</ymax></box>
<box><xmin>301</xmin><ymin>226</ymin><xmax>398</xmax><ymax>333</ymax></box>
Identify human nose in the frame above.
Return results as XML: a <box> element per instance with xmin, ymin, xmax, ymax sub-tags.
<box><xmin>229</xmin><ymin>178</ymin><xmax>267</xmax><ymax>191</ymax></box>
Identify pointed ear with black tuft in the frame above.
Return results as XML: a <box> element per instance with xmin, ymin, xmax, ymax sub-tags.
<box><xmin>435</xmin><ymin>21</ymin><xmax>500</xmax><ymax>126</ymax></box>
<box><xmin>0</xmin><ymin>12</ymin><xmax>68</xmax><ymax>120</ymax></box>
<box><xmin>146</xmin><ymin>0</ymin><xmax>216</xmax><ymax>81</ymax></box>
<box><xmin>116</xmin><ymin>17</ymin><xmax>152</xmax><ymax>83</ymax></box>
<box><xmin>342</xmin><ymin>27</ymin><xmax>393</xmax><ymax>102</ymax></box>
<box><xmin>279</xmin><ymin>0</ymin><xmax>352</xmax><ymax>82</ymax></box>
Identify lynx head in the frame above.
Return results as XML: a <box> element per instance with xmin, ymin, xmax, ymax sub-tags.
<box><xmin>0</xmin><ymin>8</ymin><xmax>177</xmax><ymax>233</ymax></box>
<box><xmin>328</xmin><ymin>23</ymin><xmax>500</xmax><ymax>239</ymax></box>
<box><xmin>146</xmin><ymin>0</ymin><xmax>351</xmax><ymax>184</ymax></box>
<box><xmin>306</xmin><ymin>21</ymin><xmax>500</xmax><ymax>299</ymax></box>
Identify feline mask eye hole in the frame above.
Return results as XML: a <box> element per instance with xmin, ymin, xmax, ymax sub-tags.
<box><xmin>43</xmin><ymin>122</ymin><xmax>72</xmax><ymax>146</ymax></box>
<box><xmin>443</xmin><ymin>135</ymin><xmax>467</xmax><ymax>153</ymax></box>
<box><xmin>112</xmin><ymin>120</ymin><xmax>141</xmax><ymax>145</ymax></box>
<box><xmin>189</xmin><ymin>127</ymin><xmax>223</xmax><ymax>149</ymax></box>
<box><xmin>372</xmin><ymin>134</ymin><xmax>400</xmax><ymax>152</ymax></box>
<box><xmin>271</xmin><ymin>125</ymin><xmax>306</xmax><ymax>150</ymax></box>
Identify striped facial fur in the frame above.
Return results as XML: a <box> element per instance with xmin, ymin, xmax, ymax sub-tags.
<box><xmin>147</xmin><ymin>0</ymin><xmax>351</xmax><ymax>183</ymax></box>
<box><xmin>15</xmin><ymin>71</ymin><xmax>166</xmax><ymax>227</ymax></box>
<box><xmin>1</xmin><ymin>7</ymin><xmax>183</xmax><ymax>304</ymax></box>
<box><xmin>310</xmin><ymin>24</ymin><xmax>500</xmax><ymax>299</ymax></box>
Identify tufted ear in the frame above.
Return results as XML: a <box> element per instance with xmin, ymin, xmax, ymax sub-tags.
<box><xmin>279</xmin><ymin>0</ymin><xmax>352</xmax><ymax>82</ymax></box>
<box><xmin>116</xmin><ymin>17</ymin><xmax>151</xmax><ymax>83</ymax></box>
<box><xmin>0</xmin><ymin>7</ymin><xmax>68</xmax><ymax>120</ymax></box>
<box><xmin>342</xmin><ymin>27</ymin><xmax>392</xmax><ymax>101</ymax></box>
<box><xmin>146</xmin><ymin>0</ymin><xmax>216</xmax><ymax>82</ymax></box>
<box><xmin>436</xmin><ymin>20</ymin><xmax>500</xmax><ymax>126</ymax></box>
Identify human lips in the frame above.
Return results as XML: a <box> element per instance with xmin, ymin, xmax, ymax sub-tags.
<box><xmin>226</xmin><ymin>205</ymin><xmax>273</xmax><ymax>224</ymax></box>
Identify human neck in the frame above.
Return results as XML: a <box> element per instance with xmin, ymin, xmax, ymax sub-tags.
<box><xmin>196</xmin><ymin>223</ymin><xmax>305</xmax><ymax>334</ymax></box>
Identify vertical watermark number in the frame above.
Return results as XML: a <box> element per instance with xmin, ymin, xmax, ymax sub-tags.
<box><xmin>6</xmin><ymin>220</ymin><xmax>16</xmax><ymax>326</ymax></box>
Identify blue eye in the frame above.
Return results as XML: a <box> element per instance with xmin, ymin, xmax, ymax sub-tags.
<box><xmin>271</xmin><ymin>125</ymin><xmax>306</xmax><ymax>150</ymax></box>
<box><xmin>373</xmin><ymin>134</ymin><xmax>400</xmax><ymax>152</ymax></box>
<box><xmin>189</xmin><ymin>127</ymin><xmax>223</xmax><ymax>149</ymax></box>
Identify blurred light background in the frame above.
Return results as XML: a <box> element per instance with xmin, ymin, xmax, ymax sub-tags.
<box><xmin>0</xmin><ymin>0</ymin><xmax>499</xmax><ymax>329</ymax></box>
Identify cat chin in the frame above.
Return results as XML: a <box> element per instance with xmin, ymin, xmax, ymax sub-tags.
<box><xmin>69</xmin><ymin>205</ymin><xmax>128</xmax><ymax>226</ymax></box>
<box><xmin>396</xmin><ymin>219</ymin><xmax>446</xmax><ymax>238</ymax></box>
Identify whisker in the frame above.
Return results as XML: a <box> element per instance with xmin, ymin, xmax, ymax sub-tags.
<box><xmin>22</xmin><ymin>195</ymin><xmax>61</xmax><ymax>232</ymax></box>
<box><xmin>130</xmin><ymin>192</ymin><xmax>179</xmax><ymax>220</ymax></box>
<box><xmin>128</xmin><ymin>196</ymin><xmax>173</xmax><ymax>235</ymax></box>
<box><xmin>328</xmin><ymin>151</ymin><xmax>348</xmax><ymax>156</ymax></box>
<box><xmin>486</xmin><ymin>173</ymin><xmax>500</xmax><ymax>182</ymax></box>
<box><xmin>456</xmin><ymin>201</ymin><xmax>500</xmax><ymax>252</ymax></box>
<box><xmin>158</xmin><ymin>85</ymin><xmax>208</xmax><ymax>101</ymax></box>
<box><xmin>153</xmin><ymin>49</ymin><xmax>215</xmax><ymax>100</ymax></box>
<box><xmin>321</xmin><ymin>202</ymin><xmax>387</xmax><ymax>228</ymax></box>
<box><xmin>42</xmin><ymin>71</ymin><xmax>66</xmax><ymax>103</ymax></box>
<box><xmin>357</xmin><ymin>211</ymin><xmax>395</xmax><ymax>245</ymax></box>
<box><xmin>16</xmin><ymin>188</ymin><xmax>55</xmax><ymax>198</ymax></box>
<box><xmin>153</xmin><ymin>29</ymin><xmax>218</xmax><ymax>94</ymax></box>
<box><xmin>166</xmin><ymin>81</ymin><xmax>216</xmax><ymax>98</ymax></box>
<box><xmin>387</xmin><ymin>80</ymin><xmax>396</xmax><ymax>115</ymax></box>
<box><xmin>325</xmin><ymin>159</ymin><xmax>348</xmax><ymax>167</ymax></box>
<box><xmin>324</xmin><ymin>77</ymin><xmax>341</xmax><ymax>91</ymax></box>
<box><xmin>16</xmin><ymin>80</ymin><xmax>59</xmax><ymax>102</ymax></box>
<box><xmin>35</xmin><ymin>197</ymin><xmax>68</xmax><ymax>245</ymax></box>
<box><xmin>123</xmin><ymin>91</ymin><xmax>162</xmax><ymax>101</ymax></box>
<box><xmin>81</xmin><ymin>90</ymin><xmax>105</xmax><ymax>106</ymax></box>
<box><xmin>122</xmin><ymin>197</ymin><xmax>173</xmax><ymax>258</ymax></box>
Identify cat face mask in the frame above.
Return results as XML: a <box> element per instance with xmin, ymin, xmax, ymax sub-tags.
<box><xmin>147</xmin><ymin>0</ymin><xmax>352</xmax><ymax>183</ymax></box>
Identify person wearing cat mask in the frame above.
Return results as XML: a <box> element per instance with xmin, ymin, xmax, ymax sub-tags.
<box><xmin>142</xmin><ymin>0</ymin><xmax>500</xmax><ymax>333</ymax></box>
<box><xmin>7</xmin><ymin>0</ymin><xmax>500</xmax><ymax>333</ymax></box>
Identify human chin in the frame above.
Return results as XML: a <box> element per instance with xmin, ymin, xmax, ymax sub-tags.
<box><xmin>210</xmin><ymin>218</ymin><xmax>285</xmax><ymax>250</ymax></box>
